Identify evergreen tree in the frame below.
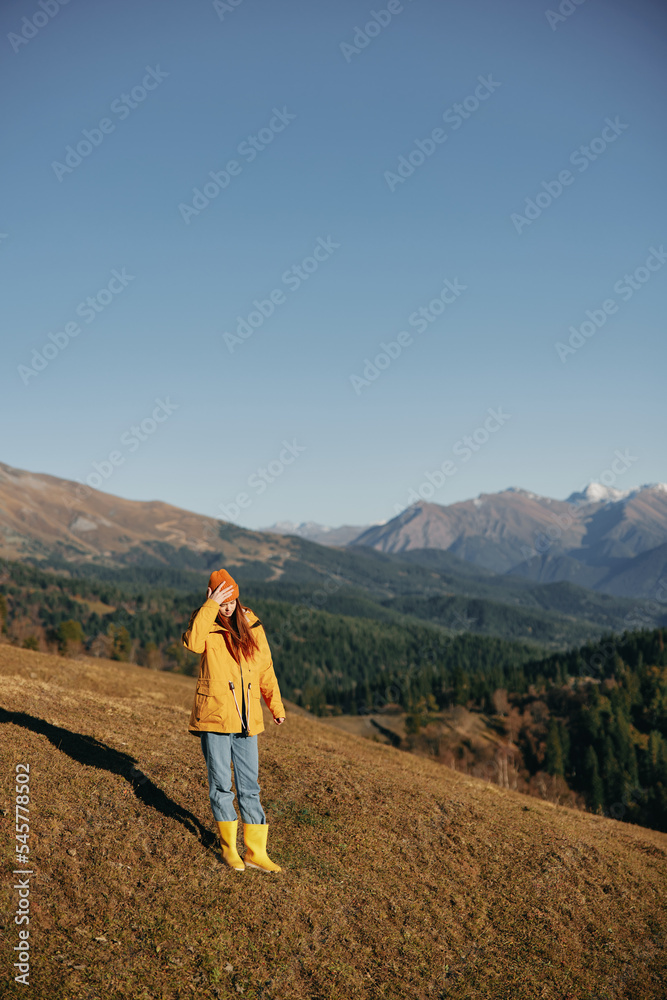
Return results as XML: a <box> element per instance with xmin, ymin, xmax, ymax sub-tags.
<box><xmin>601</xmin><ymin>734</ymin><xmax>624</xmax><ymax>808</ymax></box>
<box><xmin>584</xmin><ymin>746</ymin><xmax>604</xmax><ymax>814</ymax></box>
<box><xmin>558</xmin><ymin>721</ymin><xmax>571</xmax><ymax>774</ymax></box>
<box><xmin>545</xmin><ymin>718</ymin><xmax>564</xmax><ymax>776</ymax></box>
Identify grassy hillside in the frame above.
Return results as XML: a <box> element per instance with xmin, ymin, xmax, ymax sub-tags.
<box><xmin>1</xmin><ymin>646</ymin><xmax>666</xmax><ymax>999</ymax></box>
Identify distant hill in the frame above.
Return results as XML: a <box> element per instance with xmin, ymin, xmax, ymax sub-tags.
<box><xmin>0</xmin><ymin>459</ymin><xmax>287</xmax><ymax>570</ymax></box>
<box><xmin>261</xmin><ymin>519</ymin><xmax>372</xmax><ymax>546</ymax></box>
<box><xmin>350</xmin><ymin>483</ymin><xmax>667</xmax><ymax>598</ymax></box>
<box><xmin>0</xmin><ymin>643</ymin><xmax>665</xmax><ymax>998</ymax></box>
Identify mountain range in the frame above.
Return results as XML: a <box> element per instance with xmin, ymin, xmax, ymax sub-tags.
<box><xmin>268</xmin><ymin>483</ymin><xmax>667</xmax><ymax>599</ymax></box>
<box><xmin>1</xmin><ymin>460</ymin><xmax>665</xmax><ymax>638</ymax></box>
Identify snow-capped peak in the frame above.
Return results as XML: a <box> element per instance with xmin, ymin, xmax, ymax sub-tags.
<box><xmin>566</xmin><ymin>482</ymin><xmax>634</xmax><ymax>505</ymax></box>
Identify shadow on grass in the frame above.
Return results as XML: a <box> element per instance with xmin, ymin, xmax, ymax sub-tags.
<box><xmin>0</xmin><ymin>708</ymin><xmax>216</xmax><ymax>852</ymax></box>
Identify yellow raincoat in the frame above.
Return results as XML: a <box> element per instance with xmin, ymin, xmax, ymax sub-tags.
<box><xmin>182</xmin><ymin>598</ymin><xmax>285</xmax><ymax>736</ymax></box>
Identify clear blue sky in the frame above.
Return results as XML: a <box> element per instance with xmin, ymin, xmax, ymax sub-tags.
<box><xmin>1</xmin><ymin>0</ymin><xmax>665</xmax><ymax>529</ymax></box>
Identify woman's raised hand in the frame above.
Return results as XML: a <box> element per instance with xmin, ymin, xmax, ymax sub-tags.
<box><xmin>207</xmin><ymin>582</ymin><xmax>236</xmax><ymax>605</ymax></box>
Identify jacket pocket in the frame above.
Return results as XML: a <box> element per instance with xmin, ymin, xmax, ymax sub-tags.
<box><xmin>194</xmin><ymin>680</ymin><xmax>228</xmax><ymax>725</ymax></box>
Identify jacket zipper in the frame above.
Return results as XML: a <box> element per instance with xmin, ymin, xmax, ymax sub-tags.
<box><xmin>239</xmin><ymin>660</ymin><xmax>248</xmax><ymax>732</ymax></box>
<box><xmin>230</xmin><ymin>669</ymin><xmax>251</xmax><ymax>735</ymax></box>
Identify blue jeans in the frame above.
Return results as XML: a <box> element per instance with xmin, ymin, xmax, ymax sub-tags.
<box><xmin>200</xmin><ymin>732</ymin><xmax>267</xmax><ymax>825</ymax></box>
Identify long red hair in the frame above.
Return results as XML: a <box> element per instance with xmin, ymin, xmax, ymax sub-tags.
<box><xmin>217</xmin><ymin>600</ymin><xmax>260</xmax><ymax>662</ymax></box>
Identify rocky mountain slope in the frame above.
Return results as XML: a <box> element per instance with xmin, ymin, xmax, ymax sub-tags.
<box><xmin>351</xmin><ymin>484</ymin><xmax>667</xmax><ymax>597</ymax></box>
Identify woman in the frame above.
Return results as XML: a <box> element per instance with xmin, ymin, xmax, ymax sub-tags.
<box><xmin>182</xmin><ymin>567</ymin><xmax>286</xmax><ymax>872</ymax></box>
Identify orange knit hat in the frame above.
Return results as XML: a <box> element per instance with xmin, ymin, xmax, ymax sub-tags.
<box><xmin>208</xmin><ymin>567</ymin><xmax>239</xmax><ymax>601</ymax></box>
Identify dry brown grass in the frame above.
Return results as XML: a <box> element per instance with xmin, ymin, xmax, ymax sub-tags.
<box><xmin>1</xmin><ymin>644</ymin><xmax>666</xmax><ymax>1000</ymax></box>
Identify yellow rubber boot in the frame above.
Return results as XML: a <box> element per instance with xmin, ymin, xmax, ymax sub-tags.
<box><xmin>243</xmin><ymin>823</ymin><xmax>282</xmax><ymax>872</ymax></box>
<box><xmin>216</xmin><ymin>820</ymin><xmax>245</xmax><ymax>871</ymax></box>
